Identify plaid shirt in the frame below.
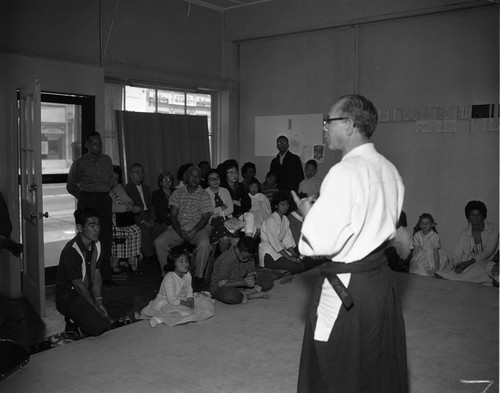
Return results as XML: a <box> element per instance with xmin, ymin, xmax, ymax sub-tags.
<box><xmin>169</xmin><ymin>186</ymin><xmax>212</xmax><ymax>231</ymax></box>
<box><xmin>209</xmin><ymin>247</ymin><xmax>255</xmax><ymax>293</ymax></box>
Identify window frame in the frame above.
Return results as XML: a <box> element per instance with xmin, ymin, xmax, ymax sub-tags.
<box><xmin>123</xmin><ymin>84</ymin><xmax>215</xmax><ymax>163</ymax></box>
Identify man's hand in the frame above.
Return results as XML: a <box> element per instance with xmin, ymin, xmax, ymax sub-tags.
<box><xmin>144</xmin><ymin>219</ymin><xmax>154</xmax><ymax>230</ymax></box>
<box><xmin>95</xmin><ymin>301</ymin><xmax>108</xmax><ymax>318</ymax></box>
<box><xmin>180</xmin><ymin>230</ymin><xmax>191</xmax><ymax>242</ymax></box>
<box><xmin>291</xmin><ymin>191</ymin><xmax>314</xmax><ymax>218</ymax></box>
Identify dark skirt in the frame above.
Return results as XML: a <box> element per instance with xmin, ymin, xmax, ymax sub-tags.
<box><xmin>297</xmin><ymin>253</ymin><xmax>408</xmax><ymax>393</ymax></box>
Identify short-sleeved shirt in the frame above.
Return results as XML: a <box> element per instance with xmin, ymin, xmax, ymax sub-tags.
<box><xmin>56</xmin><ymin>235</ymin><xmax>102</xmax><ymax>297</ymax></box>
<box><xmin>66</xmin><ymin>153</ymin><xmax>113</xmax><ymax>197</ymax></box>
<box><xmin>298</xmin><ymin>176</ymin><xmax>322</xmax><ymax>198</ymax></box>
<box><xmin>169</xmin><ymin>186</ymin><xmax>212</xmax><ymax>232</ymax></box>
<box><xmin>210</xmin><ymin>247</ymin><xmax>255</xmax><ymax>293</ymax></box>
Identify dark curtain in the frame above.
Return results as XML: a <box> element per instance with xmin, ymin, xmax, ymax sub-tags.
<box><xmin>115</xmin><ymin>110</ymin><xmax>210</xmax><ymax>187</ymax></box>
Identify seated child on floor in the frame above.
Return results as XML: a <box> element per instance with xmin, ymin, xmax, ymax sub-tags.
<box><xmin>248</xmin><ymin>179</ymin><xmax>272</xmax><ymax>229</ymax></box>
<box><xmin>408</xmin><ymin>213</ymin><xmax>448</xmax><ymax>276</ymax></box>
<box><xmin>137</xmin><ymin>245</ymin><xmax>214</xmax><ymax>327</ymax></box>
<box><xmin>210</xmin><ymin>237</ymin><xmax>270</xmax><ymax>304</ymax></box>
<box><xmin>261</xmin><ymin>172</ymin><xmax>279</xmax><ymax>203</ymax></box>
<box><xmin>298</xmin><ymin>159</ymin><xmax>321</xmax><ymax>199</ymax></box>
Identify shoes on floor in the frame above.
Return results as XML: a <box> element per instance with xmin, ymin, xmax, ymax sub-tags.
<box><xmin>129</xmin><ymin>269</ymin><xmax>143</xmax><ymax>277</ymax></box>
<box><xmin>64</xmin><ymin>318</ymin><xmax>80</xmax><ymax>338</ymax></box>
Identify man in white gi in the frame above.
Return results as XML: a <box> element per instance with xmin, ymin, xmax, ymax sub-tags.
<box><xmin>293</xmin><ymin>95</ymin><xmax>407</xmax><ymax>393</ymax></box>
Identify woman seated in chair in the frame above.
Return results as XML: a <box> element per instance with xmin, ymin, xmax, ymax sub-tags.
<box><xmin>219</xmin><ymin>159</ymin><xmax>255</xmax><ymax>239</ymax></box>
<box><xmin>152</xmin><ymin>171</ymin><xmax>174</xmax><ymax>237</ymax></box>
<box><xmin>109</xmin><ymin>165</ymin><xmax>142</xmax><ymax>275</ymax></box>
<box><xmin>205</xmin><ymin>169</ymin><xmax>235</xmax><ymax>252</ymax></box>
<box><xmin>435</xmin><ymin>200</ymin><xmax>498</xmax><ymax>284</ymax></box>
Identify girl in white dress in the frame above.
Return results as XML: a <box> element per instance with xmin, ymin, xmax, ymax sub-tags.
<box><xmin>248</xmin><ymin>179</ymin><xmax>271</xmax><ymax>230</ymax></box>
<box><xmin>409</xmin><ymin>213</ymin><xmax>448</xmax><ymax>276</ymax></box>
<box><xmin>138</xmin><ymin>248</ymin><xmax>214</xmax><ymax>327</ymax></box>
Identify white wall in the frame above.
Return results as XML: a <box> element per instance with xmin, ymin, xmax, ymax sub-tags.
<box><xmin>235</xmin><ymin>5</ymin><xmax>498</xmax><ymax>257</ymax></box>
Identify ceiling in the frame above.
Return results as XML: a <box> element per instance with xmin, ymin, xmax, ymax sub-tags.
<box><xmin>182</xmin><ymin>0</ymin><xmax>275</xmax><ymax>12</ymax></box>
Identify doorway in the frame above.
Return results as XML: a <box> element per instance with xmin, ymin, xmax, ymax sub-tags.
<box><xmin>38</xmin><ymin>93</ymin><xmax>95</xmax><ymax>286</ymax></box>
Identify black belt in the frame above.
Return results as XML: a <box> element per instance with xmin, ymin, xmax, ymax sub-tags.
<box><xmin>319</xmin><ymin>242</ymin><xmax>389</xmax><ymax>310</ymax></box>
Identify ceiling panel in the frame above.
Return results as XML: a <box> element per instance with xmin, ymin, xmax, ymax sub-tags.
<box><xmin>182</xmin><ymin>0</ymin><xmax>275</xmax><ymax>12</ymax></box>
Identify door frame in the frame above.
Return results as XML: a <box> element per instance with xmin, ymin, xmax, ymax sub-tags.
<box><xmin>19</xmin><ymin>80</ymin><xmax>45</xmax><ymax>316</ymax></box>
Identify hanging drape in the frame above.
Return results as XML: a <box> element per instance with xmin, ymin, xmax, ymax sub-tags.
<box><xmin>115</xmin><ymin>110</ymin><xmax>210</xmax><ymax>186</ymax></box>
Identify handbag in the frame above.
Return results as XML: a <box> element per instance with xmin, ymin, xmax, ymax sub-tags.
<box><xmin>223</xmin><ymin>217</ymin><xmax>245</xmax><ymax>234</ymax></box>
<box><xmin>115</xmin><ymin>212</ymin><xmax>135</xmax><ymax>227</ymax></box>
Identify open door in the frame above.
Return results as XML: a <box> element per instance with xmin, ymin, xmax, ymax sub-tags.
<box><xmin>19</xmin><ymin>80</ymin><xmax>46</xmax><ymax>317</ymax></box>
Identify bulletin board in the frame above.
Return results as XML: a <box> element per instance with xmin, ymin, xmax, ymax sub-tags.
<box><xmin>255</xmin><ymin>114</ymin><xmax>324</xmax><ymax>163</ymax></box>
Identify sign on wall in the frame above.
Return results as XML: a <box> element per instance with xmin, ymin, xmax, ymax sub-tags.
<box><xmin>255</xmin><ymin>114</ymin><xmax>324</xmax><ymax>163</ymax></box>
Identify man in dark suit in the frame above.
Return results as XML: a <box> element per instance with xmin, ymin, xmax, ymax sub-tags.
<box><xmin>269</xmin><ymin>135</ymin><xmax>304</xmax><ymax>192</ymax></box>
<box><xmin>124</xmin><ymin>163</ymin><xmax>157</xmax><ymax>261</ymax></box>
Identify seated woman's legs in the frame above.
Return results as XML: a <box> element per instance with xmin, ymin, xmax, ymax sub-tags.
<box><xmin>264</xmin><ymin>254</ymin><xmax>305</xmax><ymax>274</ymax></box>
<box><xmin>241</xmin><ymin>212</ymin><xmax>256</xmax><ymax>237</ymax></box>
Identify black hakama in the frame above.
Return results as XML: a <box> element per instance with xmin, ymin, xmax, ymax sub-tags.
<box><xmin>297</xmin><ymin>248</ymin><xmax>408</xmax><ymax>393</ymax></box>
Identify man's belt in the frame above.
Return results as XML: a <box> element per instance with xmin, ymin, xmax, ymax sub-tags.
<box><xmin>319</xmin><ymin>242</ymin><xmax>389</xmax><ymax>310</ymax></box>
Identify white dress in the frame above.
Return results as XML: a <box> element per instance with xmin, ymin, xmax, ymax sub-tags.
<box><xmin>249</xmin><ymin>192</ymin><xmax>271</xmax><ymax>229</ymax></box>
<box><xmin>139</xmin><ymin>271</ymin><xmax>214</xmax><ymax>327</ymax></box>
<box><xmin>409</xmin><ymin>230</ymin><xmax>448</xmax><ymax>276</ymax></box>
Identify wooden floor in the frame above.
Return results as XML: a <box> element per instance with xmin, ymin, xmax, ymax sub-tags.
<box><xmin>1</xmin><ymin>266</ymin><xmax>498</xmax><ymax>393</ymax></box>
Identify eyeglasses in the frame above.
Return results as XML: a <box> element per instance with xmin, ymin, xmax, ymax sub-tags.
<box><xmin>323</xmin><ymin>117</ymin><xmax>349</xmax><ymax>127</ymax></box>
<box><xmin>161</xmin><ymin>177</ymin><xmax>172</xmax><ymax>182</ymax></box>
<box><xmin>208</xmin><ymin>177</ymin><xmax>219</xmax><ymax>181</ymax></box>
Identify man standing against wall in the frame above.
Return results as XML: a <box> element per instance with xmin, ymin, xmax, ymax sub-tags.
<box><xmin>269</xmin><ymin>135</ymin><xmax>304</xmax><ymax>192</ymax></box>
<box><xmin>67</xmin><ymin>131</ymin><xmax>113</xmax><ymax>283</ymax></box>
<box><xmin>293</xmin><ymin>95</ymin><xmax>407</xmax><ymax>392</ymax></box>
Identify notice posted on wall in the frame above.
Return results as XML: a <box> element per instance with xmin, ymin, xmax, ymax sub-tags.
<box><xmin>255</xmin><ymin>114</ymin><xmax>323</xmax><ymax>163</ymax></box>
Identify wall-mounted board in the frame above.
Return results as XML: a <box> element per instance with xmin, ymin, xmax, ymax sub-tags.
<box><xmin>255</xmin><ymin>114</ymin><xmax>324</xmax><ymax>162</ymax></box>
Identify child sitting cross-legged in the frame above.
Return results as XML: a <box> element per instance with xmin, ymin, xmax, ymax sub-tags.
<box><xmin>136</xmin><ymin>245</ymin><xmax>214</xmax><ymax>327</ymax></box>
<box><xmin>210</xmin><ymin>237</ymin><xmax>270</xmax><ymax>304</ymax></box>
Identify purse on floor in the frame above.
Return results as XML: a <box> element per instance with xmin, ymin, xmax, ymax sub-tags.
<box><xmin>0</xmin><ymin>339</ymin><xmax>30</xmax><ymax>381</ymax></box>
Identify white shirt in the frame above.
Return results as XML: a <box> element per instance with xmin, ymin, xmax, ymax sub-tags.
<box><xmin>299</xmin><ymin>143</ymin><xmax>404</xmax><ymax>341</ymax></box>
<box><xmin>393</xmin><ymin>226</ymin><xmax>412</xmax><ymax>260</ymax></box>
<box><xmin>136</xmin><ymin>184</ymin><xmax>148</xmax><ymax>211</ymax></box>
<box><xmin>259</xmin><ymin>212</ymin><xmax>296</xmax><ymax>267</ymax></box>
<box><xmin>298</xmin><ymin>176</ymin><xmax>322</xmax><ymax>198</ymax></box>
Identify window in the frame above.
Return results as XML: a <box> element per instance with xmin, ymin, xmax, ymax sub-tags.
<box><xmin>124</xmin><ymin>85</ymin><xmax>213</xmax><ymax>157</ymax></box>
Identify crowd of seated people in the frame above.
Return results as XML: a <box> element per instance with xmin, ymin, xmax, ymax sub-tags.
<box><xmin>57</xmin><ymin>144</ymin><xmax>499</xmax><ymax>337</ymax></box>
<box><xmin>386</xmin><ymin>201</ymin><xmax>499</xmax><ymax>286</ymax></box>
<box><xmin>105</xmin><ymin>153</ymin><xmax>500</xmax><ymax>292</ymax></box>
